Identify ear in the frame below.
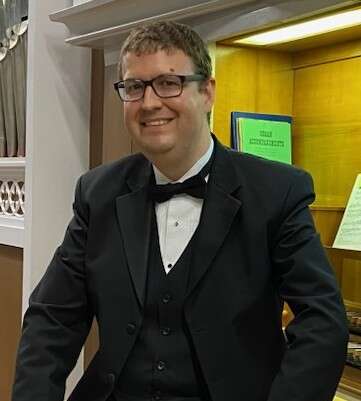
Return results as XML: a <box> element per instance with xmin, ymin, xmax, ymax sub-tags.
<box><xmin>201</xmin><ymin>78</ymin><xmax>216</xmax><ymax>113</ymax></box>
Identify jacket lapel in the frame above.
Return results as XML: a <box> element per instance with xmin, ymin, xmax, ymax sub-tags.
<box><xmin>115</xmin><ymin>139</ymin><xmax>242</xmax><ymax>306</ymax></box>
<box><xmin>115</xmin><ymin>159</ymin><xmax>152</xmax><ymax>308</ymax></box>
<box><xmin>187</xmin><ymin>139</ymin><xmax>243</xmax><ymax>297</ymax></box>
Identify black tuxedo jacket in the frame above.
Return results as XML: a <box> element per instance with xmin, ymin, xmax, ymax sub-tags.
<box><xmin>13</xmin><ymin>137</ymin><xmax>348</xmax><ymax>401</ymax></box>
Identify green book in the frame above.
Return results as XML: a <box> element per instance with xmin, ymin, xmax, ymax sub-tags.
<box><xmin>237</xmin><ymin>117</ymin><xmax>292</xmax><ymax>164</ymax></box>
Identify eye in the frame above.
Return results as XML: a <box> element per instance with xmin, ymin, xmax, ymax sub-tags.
<box><xmin>125</xmin><ymin>80</ymin><xmax>143</xmax><ymax>93</ymax></box>
<box><xmin>157</xmin><ymin>76</ymin><xmax>180</xmax><ymax>87</ymax></box>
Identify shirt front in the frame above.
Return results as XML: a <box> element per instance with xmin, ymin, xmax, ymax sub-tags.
<box><xmin>153</xmin><ymin>137</ymin><xmax>214</xmax><ymax>274</ymax></box>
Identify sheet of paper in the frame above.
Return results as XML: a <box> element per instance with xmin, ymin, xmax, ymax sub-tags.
<box><xmin>333</xmin><ymin>173</ymin><xmax>361</xmax><ymax>251</ymax></box>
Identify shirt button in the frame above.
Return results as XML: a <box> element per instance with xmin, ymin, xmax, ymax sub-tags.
<box><xmin>156</xmin><ymin>360</ymin><xmax>166</xmax><ymax>371</ymax></box>
<box><xmin>162</xmin><ymin>293</ymin><xmax>172</xmax><ymax>304</ymax></box>
<box><xmin>167</xmin><ymin>263</ymin><xmax>173</xmax><ymax>269</ymax></box>
<box><xmin>175</xmin><ymin>221</ymin><xmax>179</xmax><ymax>227</ymax></box>
<box><xmin>160</xmin><ymin>327</ymin><xmax>171</xmax><ymax>336</ymax></box>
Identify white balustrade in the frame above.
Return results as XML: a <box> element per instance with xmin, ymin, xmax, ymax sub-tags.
<box><xmin>0</xmin><ymin>157</ymin><xmax>25</xmax><ymax>247</ymax></box>
<box><xmin>0</xmin><ymin>180</ymin><xmax>25</xmax><ymax>217</ymax></box>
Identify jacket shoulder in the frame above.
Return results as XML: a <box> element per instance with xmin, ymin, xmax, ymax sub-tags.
<box><xmin>225</xmin><ymin>146</ymin><xmax>311</xmax><ymax>183</ymax></box>
<box><xmin>77</xmin><ymin>153</ymin><xmax>149</xmax><ymax>199</ymax></box>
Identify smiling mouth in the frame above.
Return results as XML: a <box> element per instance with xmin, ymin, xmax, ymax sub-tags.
<box><xmin>141</xmin><ymin>119</ymin><xmax>173</xmax><ymax>127</ymax></box>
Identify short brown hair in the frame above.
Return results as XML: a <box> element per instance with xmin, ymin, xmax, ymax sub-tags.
<box><xmin>118</xmin><ymin>21</ymin><xmax>212</xmax><ymax>79</ymax></box>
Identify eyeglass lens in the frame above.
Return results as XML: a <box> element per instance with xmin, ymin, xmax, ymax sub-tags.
<box><xmin>122</xmin><ymin>75</ymin><xmax>183</xmax><ymax>100</ymax></box>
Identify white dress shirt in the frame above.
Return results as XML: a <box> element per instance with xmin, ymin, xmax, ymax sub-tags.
<box><xmin>153</xmin><ymin>137</ymin><xmax>214</xmax><ymax>274</ymax></box>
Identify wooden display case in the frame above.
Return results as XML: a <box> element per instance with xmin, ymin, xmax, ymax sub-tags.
<box><xmin>213</xmin><ymin>19</ymin><xmax>361</xmax><ymax>398</ymax></box>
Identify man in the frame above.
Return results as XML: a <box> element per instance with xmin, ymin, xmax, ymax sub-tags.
<box><xmin>13</xmin><ymin>21</ymin><xmax>348</xmax><ymax>401</ymax></box>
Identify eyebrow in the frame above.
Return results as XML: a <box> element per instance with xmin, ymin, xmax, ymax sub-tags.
<box><xmin>122</xmin><ymin>73</ymin><xmax>182</xmax><ymax>81</ymax></box>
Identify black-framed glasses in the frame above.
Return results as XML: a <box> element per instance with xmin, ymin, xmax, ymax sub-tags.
<box><xmin>113</xmin><ymin>74</ymin><xmax>206</xmax><ymax>102</ymax></box>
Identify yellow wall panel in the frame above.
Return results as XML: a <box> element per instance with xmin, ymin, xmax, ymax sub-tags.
<box><xmin>213</xmin><ymin>45</ymin><xmax>258</xmax><ymax>146</ymax></box>
<box><xmin>293</xmin><ymin>56</ymin><xmax>361</xmax><ymax>207</ymax></box>
<box><xmin>293</xmin><ymin>57</ymin><xmax>361</xmax><ymax>124</ymax></box>
<box><xmin>293</xmin><ymin>38</ymin><xmax>361</xmax><ymax>69</ymax></box>
<box><xmin>255</xmin><ymin>50</ymin><xmax>294</xmax><ymax>115</ymax></box>
<box><xmin>213</xmin><ymin>45</ymin><xmax>293</xmax><ymax>146</ymax></box>
<box><xmin>341</xmin><ymin>258</ymin><xmax>361</xmax><ymax>306</ymax></box>
<box><xmin>311</xmin><ymin>207</ymin><xmax>344</xmax><ymax>246</ymax></box>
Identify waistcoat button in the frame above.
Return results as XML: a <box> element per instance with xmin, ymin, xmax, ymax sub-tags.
<box><xmin>160</xmin><ymin>327</ymin><xmax>171</xmax><ymax>336</ymax></box>
<box><xmin>161</xmin><ymin>293</ymin><xmax>172</xmax><ymax>304</ymax></box>
<box><xmin>152</xmin><ymin>391</ymin><xmax>161</xmax><ymax>401</ymax></box>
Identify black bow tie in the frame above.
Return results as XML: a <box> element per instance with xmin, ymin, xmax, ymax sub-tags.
<box><xmin>149</xmin><ymin>174</ymin><xmax>207</xmax><ymax>203</ymax></box>
<box><xmin>149</xmin><ymin>155</ymin><xmax>213</xmax><ymax>203</ymax></box>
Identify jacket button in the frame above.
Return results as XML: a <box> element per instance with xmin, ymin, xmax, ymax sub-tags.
<box><xmin>107</xmin><ymin>372</ymin><xmax>115</xmax><ymax>384</ymax></box>
<box><xmin>156</xmin><ymin>360</ymin><xmax>166</xmax><ymax>371</ymax></box>
<box><xmin>126</xmin><ymin>322</ymin><xmax>136</xmax><ymax>335</ymax></box>
<box><xmin>161</xmin><ymin>293</ymin><xmax>172</xmax><ymax>304</ymax></box>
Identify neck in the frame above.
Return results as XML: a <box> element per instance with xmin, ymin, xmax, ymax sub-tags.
<box><xmin>151</xmin><ymin>135</ymin><xmax>211</xmax><ymax>181</ymax></box>
<box><xmin>153</xmin><ymin>160</ymin><xmax>193</xmax><ymax>182</ymax></box>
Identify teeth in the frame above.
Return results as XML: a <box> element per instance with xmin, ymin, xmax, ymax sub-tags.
<box><xmin>144</xmin><ymin>119</ymin><xmax>170</xmax><ymax>126</ymax></box>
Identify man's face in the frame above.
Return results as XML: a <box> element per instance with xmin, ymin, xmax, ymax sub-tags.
<box><xmin>121</xmin><ymin>49</ymin><xmax>215</xmax><ymax>168</ymax></box>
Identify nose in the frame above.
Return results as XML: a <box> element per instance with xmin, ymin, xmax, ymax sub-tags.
<box><xmin>141</xmin><ymin>84</ymin><xmax>162</xmax><ymax>110</ymax></box>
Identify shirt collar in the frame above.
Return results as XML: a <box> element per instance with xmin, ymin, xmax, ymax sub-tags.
<box><xmin>153</xmin><ymin>136</ymin><xmax>214</xmax><ymax>184</ymax></box>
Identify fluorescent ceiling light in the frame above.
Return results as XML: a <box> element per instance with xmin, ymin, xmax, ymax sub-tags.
<box><xmin>234</xmin><ymin>8</ymin><xmax>361</xmax><ymax>46</ymax></box>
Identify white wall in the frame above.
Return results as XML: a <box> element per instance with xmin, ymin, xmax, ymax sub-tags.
<box><xmin>24</xmin><ymin>0</ymin><xmax>90</xmax><ymax>397</ymax></box>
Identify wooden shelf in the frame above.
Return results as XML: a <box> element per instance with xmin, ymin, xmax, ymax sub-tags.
<box><xmin>340</xmin><ymin>365</ymin><xmax>361</xmax><ymax>397</ymax></box>
<box><xmin>345</xmin><ymin>300</ymin><xmax>361</xmax><ymax>313</ymax></box>
<box><xmin>325</xmin><ymin>246</ymin><xmax>361</xmax><ymax>261</ymax></box>
<box><xmin>346</xmin><ymin>361</ymin><xmax>361</xmax><ymax>371</ymax></box>
<box><xmin>310</xmin><ymin>205</ymin><xmax>345</xmax><ymax>212</ymax></box>
<box><xmin>349</xmin><ymin>326</ymin><xmax>361</xmax><ymax>336</ymax></box>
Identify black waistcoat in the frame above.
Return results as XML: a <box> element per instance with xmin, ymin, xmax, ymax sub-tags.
<box><xmin>113</xmin><ymin>211</ymin><xmax>208</xmax><ymax>401</ymax></box>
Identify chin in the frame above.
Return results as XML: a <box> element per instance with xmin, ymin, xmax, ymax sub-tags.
<box><xmin>146</xmin><ymin>142</ymin><xmax>175</xmax><ymax>156</ymax></box>
<box><xmin>139</xmin><ymin>134</ymin><xmax>175</xmax><ymax>151</ymax></box>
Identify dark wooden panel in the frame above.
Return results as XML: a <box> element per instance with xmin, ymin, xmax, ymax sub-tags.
<box><xmin>0</xmin><ymin>245</ymin><xmax>23</xmax><ymax>401</ymax></box>
<box><xmin>89</xmin><ymin>49</ymin><xmax>105</xmax><ymax>169</ymax></box>
<box><xmin>102</xmin><ymin>63</ymin><xmax>132</xmax><ymax>163</ymax></box>
<box><xmin>84</xmin><ymin>319</ymin><xmax>99</xmax><ymax>369</ymax></box>
<box><xmin>85</xmin><ymin>58</ymin><xmax>133</xmax><ymax>367</ymax></box>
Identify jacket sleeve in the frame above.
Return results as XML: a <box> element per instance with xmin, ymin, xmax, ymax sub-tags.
<box><xmin>12</xmin><ymin>175</ymin><xmax>93</xmax><ymax>401</ymax></box>
<box><xmin>267</xmin><ymin>170</ymin><xmax>349</xmax><ymax>401</ymax></box>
